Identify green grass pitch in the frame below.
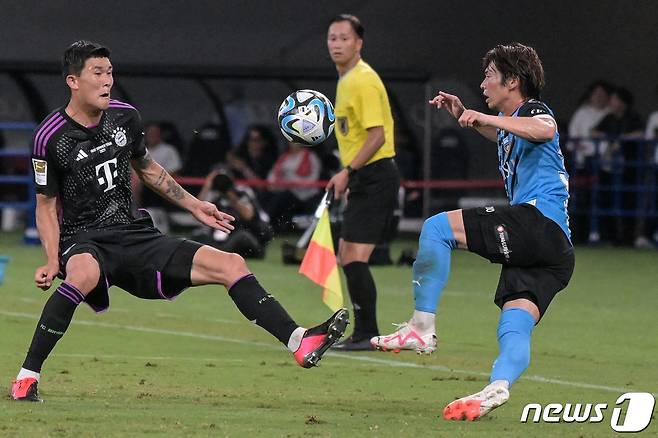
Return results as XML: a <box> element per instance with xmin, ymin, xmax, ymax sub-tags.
<box><xmin>1</xmin><ymin>232</ymin><xmax>656</xmax><ymax>437</ymax></box>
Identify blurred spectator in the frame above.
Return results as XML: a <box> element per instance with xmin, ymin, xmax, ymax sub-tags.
<box><xmin>227</xmin><ymin>125</ymin><xmax>279</xmax><ymax>180</ymax></box>
<box><xmin>192</xmin><ymin>167</ymin><xmax>272</xmax><ymax>258</ymax></box>
<box><xmin>139</xmin><ymin>122</ymin><xmax>183</xmax><ymax>233</ymax></box>
<box><xmin>159</xmin><ymin>121</ymin><xmax>185</xmax><ymax>156</ymax></box>
<box><xmin>264</xmin><ymin>142</ymin><xmax>322</xmax><ymax>233</ymax></box>
<box><xmin>224</xmin><ymin>85</ymin><xmax>249</xmax><ymax>146</ymax></box>
<box><xmin>643</xmin><ymin>86</ymin><xmax>658</xmax><ymax>245</ymax></box>
<box><xmin>183</xmin><ymin>122</ymin><xmax>231</xmax><ymax>177</ymax></box>
<box><xmin>567</xmin><ymin>81</ymin><xmax>612</xmax><ymax>168</ymax></box>
<box><xmin>144</xmin><ymin>122</ymin><xmax>183</xmax><ymax>173</ymax></box>
<box><xmin>646</xmin><ymin>85</ymin><xmax>658</xmax><ymax>160</ymax></box>
<box><xmin>566</xmin><ymin>81</ymin><xmax>612</xmax><ymax>243</ymax></box>
<box><xmin>592</xmin><ymin>87</ymin><xmax>645</xmax><ymax>246</ymax></box>
<box><xmin>593</xmin><ymin>87</ymin><xmax>644</xmax><ymax>150</ymax></box>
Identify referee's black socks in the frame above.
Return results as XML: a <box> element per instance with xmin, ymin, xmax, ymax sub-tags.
<box><xmin>343</xmin><ymin>261</ymin><xmax>379</xmax><ymax>337</ymax></box>
<box><xmin>228</xmin><ymin>274</ymin><xmax>298</xmax><ymax>346</ymax></box>
<box><xmin>22</xmin><ymin>283</ymin><xmax>84</xmax><ymax>373</ymax></box>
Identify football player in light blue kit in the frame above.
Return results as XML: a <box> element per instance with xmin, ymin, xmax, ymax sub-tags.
<box><xmin>371</xmin><ymin>43</ymin><xmax>575</xmax><ymax>420</ymax></box>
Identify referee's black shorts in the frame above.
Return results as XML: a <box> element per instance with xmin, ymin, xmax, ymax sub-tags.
<box><xmin>58</xmin><ymin>214</ymin><xmax>203</xmax><ymax>313</ymax></box>
<box><xmin>341</xmin><ymin>157</ymin><xmax>400</xmax><ymax>244</ymax></box>
<box><xmin>462</xmin><ymin>204</ymin><xmax>575</xmax><ymax>319</ymax></box>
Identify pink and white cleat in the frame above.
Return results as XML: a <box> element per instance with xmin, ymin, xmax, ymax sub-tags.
<box><xmin>370</xmin><ymin>322</ymin><xmax>437</xmax><ymax>354</ymax></box>
<box><xmin>293</xmin><ymin>308</ymin><xmax>349</xmax><ymax>368</ymax></box>
<box><xmin>443</xmin><ymin>381</ymin><xmax>510</xmax><ymax>421</ymax></box>
<box><xmin>10</xmin><ymin>377</ymin><xmax>42</xmax><ymax>402</ymax></box>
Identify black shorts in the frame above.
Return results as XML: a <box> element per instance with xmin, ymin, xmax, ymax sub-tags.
<box><xmin>58</xmin><ymin>215</ymin><xmax>203</xmax><ymax>313</ymax></box>
<box><xmin>462</xmin><ymin>204</ymin><xmax>575</xmax><ymax>318</ymax></box>
<box><xmin>341</xmin><ymin>158</ymin><xmax>400</xmax><ymax>244</ymax></box>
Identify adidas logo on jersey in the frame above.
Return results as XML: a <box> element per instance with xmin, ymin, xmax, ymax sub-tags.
<box><xmin>75</xmin><ymin>150</ymin><xmax>89</xmax><ymax>161</ymax></box>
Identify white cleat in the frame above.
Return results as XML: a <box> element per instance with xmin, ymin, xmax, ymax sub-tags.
<box><xmin>443</xmin><ymin>381</ymin><xmax>510</xmax><ymax>421</ymax></box>
<box><xmin>370</xmin><ymin>322</ymin><xmax>437</xmax><ymax>354</ymax></box>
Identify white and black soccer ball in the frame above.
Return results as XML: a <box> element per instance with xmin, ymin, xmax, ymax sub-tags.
<box><xmin>277</xmin><ymin>89</ymin><xmax>335</xmax><ymax>146</ymax></box>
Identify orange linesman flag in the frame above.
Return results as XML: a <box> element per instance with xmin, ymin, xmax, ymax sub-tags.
<box><xmin>299</xmin><ymin>207</ymin><xmax>344</xmax><ymax>312</ymax></box>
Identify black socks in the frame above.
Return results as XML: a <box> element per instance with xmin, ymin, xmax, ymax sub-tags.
<box><xmin>23</xmin><ymin>276</ymin><xmax>302</xmax><ymax>372</ymax></box>
<box><xmin>343</xmin><ymin>261</ymin><xmax>379</xmax><ymax>337</ymax></box>
<box><xmin>228</xmin><ymin>274</ymin><xmax>299</xmax><ymax>345</ymax></box>
<box><xmin>22</xmin><ymin>283</ymin><xmax>84</xmax><ymax>372</ymax></box>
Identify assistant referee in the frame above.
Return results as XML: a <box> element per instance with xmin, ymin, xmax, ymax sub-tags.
<box><xmin>326</xmin><ymin>14</ymin><xmax>400</xmax><ymax>351</ymax></box>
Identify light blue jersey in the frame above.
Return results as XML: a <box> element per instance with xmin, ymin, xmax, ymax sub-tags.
<box><xmin>496</xmin><ymin>99</ymin><xmax>571</xmax><ymax>242</ymax></box>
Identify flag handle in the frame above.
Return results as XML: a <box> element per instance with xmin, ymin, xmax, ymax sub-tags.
<box><xmin>296</xmin><ymin>188</ymin><xmax>334</xmax><ymax>249</ymax></box>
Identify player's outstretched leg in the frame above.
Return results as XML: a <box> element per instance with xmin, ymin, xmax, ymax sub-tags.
<box><xmin>192</xmin><ymin>247</ymin><xmax>348</xmax><ymax>367</ymax></box>
<box><xmin>443</xmin><ymin>306</ymin><xmax>535</xmax><ymax>420</ymax></box>
<box><xmin>371</xmin><ymin>212</ymin><xmax>455</xmax><ymax>353</ymax></box>
<box><xmin>227</xmin><ymin>273</ymin><xmax>348</xmax><ymax>367</ymax></box>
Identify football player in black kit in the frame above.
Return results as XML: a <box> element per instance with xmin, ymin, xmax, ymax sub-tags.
<box><xmin>11</xmin><ymin>41</ymin><xmax>348</xmax><ymax>402</ymax></box>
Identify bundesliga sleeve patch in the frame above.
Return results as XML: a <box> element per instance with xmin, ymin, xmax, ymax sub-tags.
<box><xmin>32</xmin><ymin>159</ymin><xmax>47</xmax><ymax>185</ymax></box>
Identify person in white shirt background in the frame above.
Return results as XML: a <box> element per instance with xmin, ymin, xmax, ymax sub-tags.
<box><xmin>137</xmin><ymin>122</ymin><xmax>183</xmax><ymax>232</ymax></box>
<box><xmin>567</xmin><ymin>81</ymin><xmax>612</xmax><ymax>168</ymax></box>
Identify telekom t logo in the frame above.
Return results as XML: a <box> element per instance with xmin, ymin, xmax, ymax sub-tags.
<box><xmin>95</xmin><ymin>158</ymin><xmax>118</xmax><ymax>192</ymax></box>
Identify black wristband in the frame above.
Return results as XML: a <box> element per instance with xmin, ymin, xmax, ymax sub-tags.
<box><xmin>346</xmin><ymin>165</ymin><xmax>355</xmax><ymax>175</ymax></box>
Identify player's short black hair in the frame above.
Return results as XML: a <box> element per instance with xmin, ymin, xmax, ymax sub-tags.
<box><xmin>62</xmin><ymin>40</ymin><xmax>111</xmax><ymax>78</ymax></box>
<box><xmin>328</xmin><ymin>14</ymin><xmax>364</xmax><ymax>39</ymax></box>
<box><xmin>483</xmin><ymin>43</ymin><xmax>545</xmax><ymax>99</ymax></box>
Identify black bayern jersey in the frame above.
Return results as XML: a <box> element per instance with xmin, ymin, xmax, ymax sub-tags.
<box><xmin>31</xmin><ymin>100</ymin><xmax>146</xmax><ymax>242</ymax></box>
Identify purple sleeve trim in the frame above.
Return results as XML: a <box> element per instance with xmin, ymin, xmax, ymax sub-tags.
<box><xmin>34</xmin><ymin>114</ymin><xmax>64</xmax><ymax>156</ymax></box>
<box><xmin>40</xmin><ymin>119</ymin><xmax>67</xmax><ymax>156</ymax></box>
<box><xmin>33</xmin><ymin>114</ymin><xmax>62</xmax><ymax>155</ymax></box>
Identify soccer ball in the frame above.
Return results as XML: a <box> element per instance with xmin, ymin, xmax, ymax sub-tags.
<box><xmin>277</xmin><ymin>89</ymin><xmax>335</xmax><ymax>146</ymax></box>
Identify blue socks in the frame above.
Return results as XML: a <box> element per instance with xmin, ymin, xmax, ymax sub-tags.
<box><xmin>413</xmin><ymin>212</ymin><xmax>457</xmax><ymax>313</ymax></box>
<box><xmin>490</xmin><ymin>308</ymin><xmax>536</xmax><ymax>387</ymax></box>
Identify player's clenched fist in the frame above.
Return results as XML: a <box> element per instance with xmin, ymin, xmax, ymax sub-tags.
<box><xmin>458</xmin><ymin>109</ymin><xmax>489</xmax><ymax>128</ymax></box>
<box><xmin>34</xmin><ymin>263</ymin><xmax>59</xmax><ymax>290</ymax></box>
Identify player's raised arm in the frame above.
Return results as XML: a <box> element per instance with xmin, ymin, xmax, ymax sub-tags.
<box><xmin>131</xmin><ymin>153</ymin><xmax>234</xmax><ymax>233</ymax></box>
<box><xmin>483</xmin><ymin>112</ymin><xmax>556</xmax><ymax>143</ymax></box>
<box><xmin>34</xmin><ymin>194</ymin><xmax>60</xmax><ymax>290</ymax></box>
<box><xmin>429</xmin><ymin>91</ymin><xmax>498</xmax><ymax>142</ymax></box>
